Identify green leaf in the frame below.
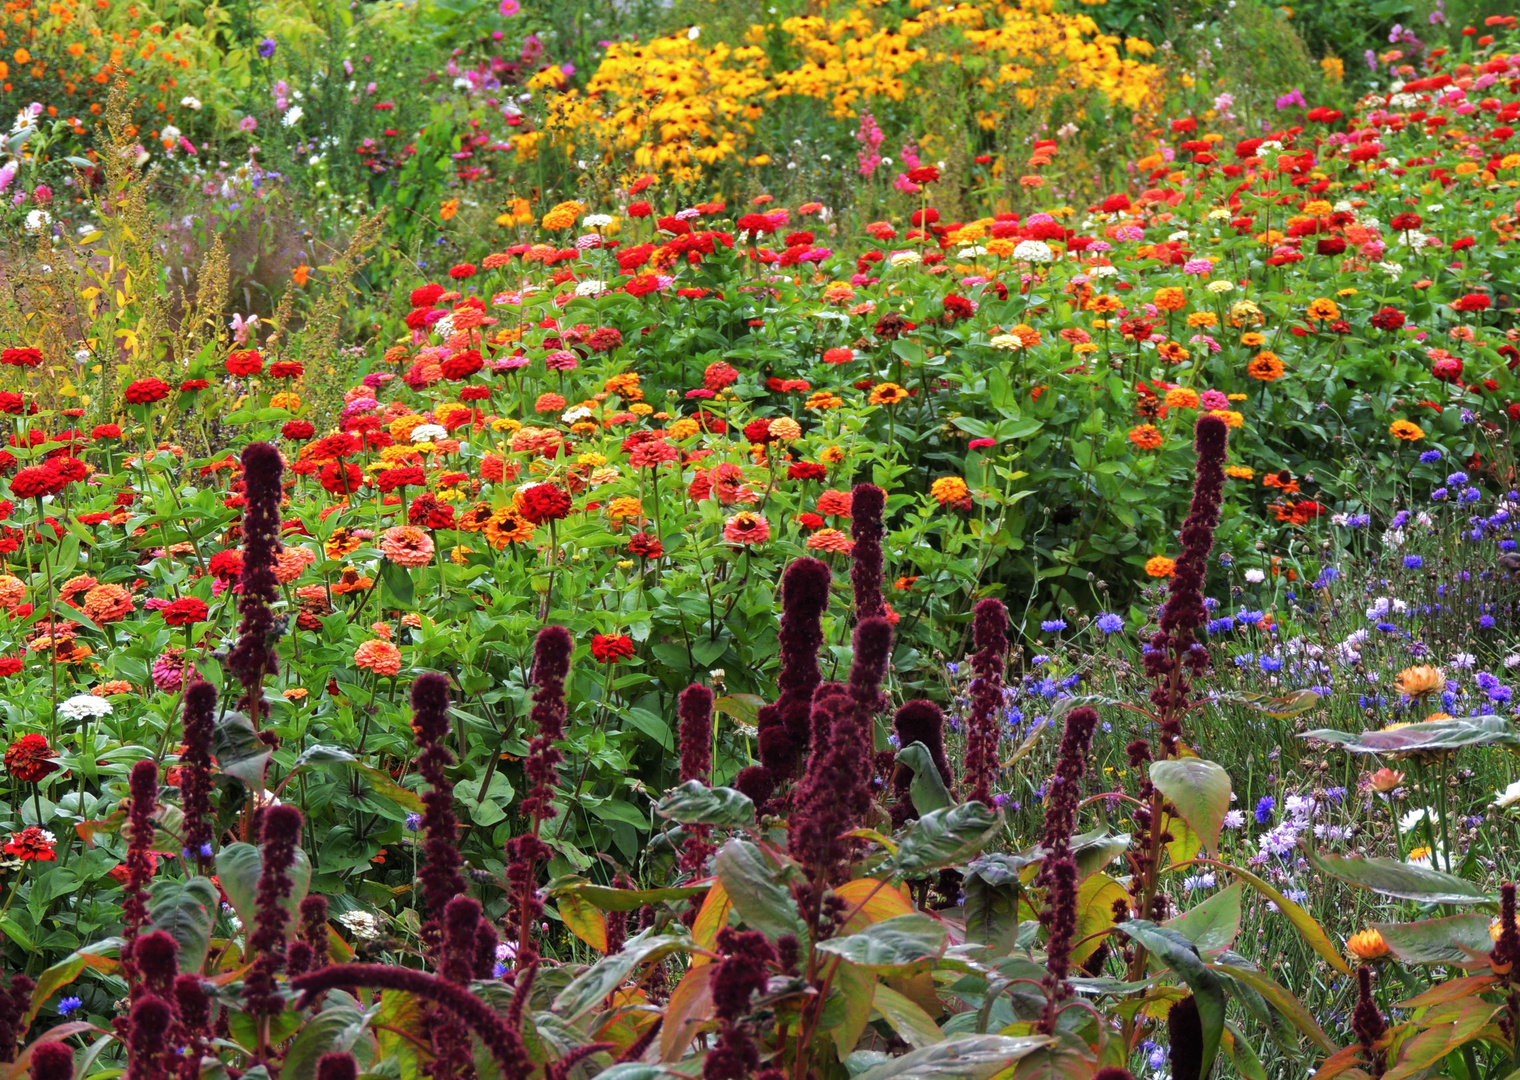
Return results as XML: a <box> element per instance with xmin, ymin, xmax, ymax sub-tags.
<box><xmin>712</xmin><ymin>694</ymin><xmax>765</xmax><ymax>730</ymax></box>
<box><xmin>147</xmin><ymin>877</ymin><xmax>219</xmax><ymax>970</ymax></box>
<box><xmin>1116</xmin><ymin>921</ymin><xmax>1224</xmax><ymax>1080</ymax></box>
<box><xmin>896</xmin><ymin>742</ymin><xmax>952</xmax><ymax>815</ymax></box>
<box><xmin>211</xmin><ymin>711</ymin><xmax>271</xmax><ymax>785</ymax></box>
<box><xmin>1212</xmin><ymin>689</ymin><xmax>1321</xmax><ymax>718</ymax></box>
<box><xmin>1303</xmin><ymin>714</ymin><xmax>1519</xmax><ymax>754</ymax></box>
<box><xmin>550</xmin><ymin>931</ymin><xmax>690</xmax><ymax>1023</ymax></box>
<box><xmin>893</xmin><ymin>803</ymin><xmax>1001</xmax><ymax>875</ymax></box>
<box><xmin>1372</xmin><ymin>914</ymin><xmax>1497</xmax><ymax>966</ymax></box>
<box><xmin>1149</xmin><ymin>759</ymin><xmax>1231</xmax><ymax>857</ymax></box>
<box><xmin>548</xmin><ymin>879</ymin><xmax>708</xmax><ymax>913</ymax></box>
<box><xmin>1307</xmin><ymin>849</ymin><xmax>1492</xmax><ymax>905</ymax></box>
<box><xmin>374</xmin><ymin>989</ymin><xmax>428</xmax><ymax>1080</ymax></box>
<box><xmin>379</xmin><ymin>558</ymin><xmax>415</xmax><ymax>609</ymax></box>
<box><xmin>1214</xmin><ymin>862</ymin><xmax>1352</xmax><ymax>976</ymax></box>
<box><xmin>963</xmin><ymin>857</ymin><xmax>1024</xmax><ymax>956</ymax></box>
<box><xmin>1206</xmin><ymin>958</ymin><xmax>1334</xmax><ymax>1052</ymax></box>
<box><xmin>714</xmin><ymin>840</ymin><xmax>809</xmax><ymax>943</ymax></box>
<box><xmin>814</xmin><ymin>914</ymin><xmax>948</xmax><ymax>970</ymax></box>
<box><xmin>291</xmin><ymin>745</ymin><xmax>425</xmax><ymax>814</ymax></box>
<box><xmin>1164</xmin><ymin>882</ymin><xmax>1242</xmax><ymax>956</ymax></box>
<box><xmin>871</xmin><ymin>983</ymin><xmax>943</xmax><ymax>1049</ymax></box>
<box><xmin>283</xmin><ymin>1006</ymin><xmax>373</xmax><ymax>1080</ymax></box>
<box><xmin>852</xmin><ymin>1036</ymin><xmax>1054</xmax><ymax>1080</ymax></box>
<box><xmin>214</xmin><ymin>842</ymin><xmax>313</xmax><ymax>934</ymax></box>
<box><xmin>655</xmin><ymin>781</ymin><xmax>755</xmax><ymax>828</ymax></box>
<box><xmin>25</xmin><ymin>939</ymin><xmax>121</xmax><ymax>1025</ymax></box>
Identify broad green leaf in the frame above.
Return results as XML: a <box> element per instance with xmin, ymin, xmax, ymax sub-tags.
<box><xmin>814</xmin><ymin>914</ymin><xmax>948</xmax><ymax>971</ymax></box>
<box><xmin>551</xmin><ymin>931</ymin><xmax>690</xmax><ymax>1023</ymax></box>
<box><xmin>1308</xmin><ymin>849</ymin><xmax>1492</xmax><ymax>906</ymax></box>
<box><xmin>147</xmin><ymin>877</ymin><xmax>219</xmax><ymax>970</ymax></box>
<box><xmin>1073</xmin><ymin>873</ymin><xmax>1128</xmax><ymax>966</ymax></box>
<box><xmin>1164</xmin><ymin>882</ymin><xmax>1242</xmax><ymax>956</ymax></box>
<box><xmin>655</xmin><ymin>781</ymin><xmax>755</xmax><ymax>828</ymax></box>
<box><xmin>1213</xmin><ymin>862</ymin><xmax>1353</xmax><ymax>976</ymax></box>
<box><xmin>1303</xmin><ymin>714</ymin><xmax>1519</xmax><ymax>754</ymax></box>
<box><xmin>25</xmin><ymin>939</ymin><xmax>121</xmax><ymax>1025</ymax></box>
<box><xmin>556</xmin><ymin>892</ymin><xmax>609</xmax><ymax>953</ymax></box>
<box><xmin>283</xmin><ymin>1006</ymin><xmax>373</xmax><ymax>1080</ymax></box>
<box><xmin>1373</xmin><ymin>914</ymin><xmax>1497</xmax><ymax>966</ymax></box>
<box><xmin>1214</xmin><ymin>689</ymin><xmax>1321</xmax><ymax>718</ymax></box>
<box><xmin>292</xmin><ymin>745</ymin><xmax>425</xmax><ymax>814</ymax></box>
<box><xmin>214</xmin><ymin>842</ymin><xmax>313</xmax><ymax>935</ymax></box>
<box><xmin>713</xmin><ymin>840</ymin><xmax>808</xmax><ymax>943</ymax></box>
<box><xmin>826</xmin><ymin>958</ymin><xmax>876</xmax><ymax>1062</ymax></box>
<box><xmin>549</xmin><ymin>880</ymin><xmax>708</xmax><ymax>913</ymax></box>
<box><xmin>1206</xmin><ymin>959</ymin><xmax>1334</xmax><ymax>1052</ymax></box>
<box><xmin>893</xmin><ymin>803</ymin><xmax>1001</xmax><ymax>875</ymax></box>
<box><xmin>851</xmin><ymin>1035</ymin><xmax>1053</xmax><ymax>1080</ymax></box>
<box><xmin>1116</xmin><ymin>920</ymin><xmax>1224</xmax><ymax>1080</ymax></box>
<box><xmin>896</xmin><ymin>742</ymin><xmax>952</xmax><ymax>816</ymax></box>
<box><xmin>963</xmin><ymin>860</ymin><xmax>1023</xmax><ymax>956</ymax></box>
<box><xmin>871</xmin><ymin>983</ymin><xmax>943</xmax><ymax>1049</ymax></box>
<box><xmin>374</xmin><ymin>988</ymin><xmax>429</xmax><ymax>1080</ymax></box>
<box><xmin>1149</xmin><ymin>758</ymin><xmax>1231</xmax><ymax>857</ymax></box>
<box><xmin>659</xmin><ymin>964</ymin><xmax>713</xmax><ymax>1062</ymax></box>
<box><xmin>211</xmin><ymin>711</ymin><xmax>271</xmax><ymax>785</ymax></box>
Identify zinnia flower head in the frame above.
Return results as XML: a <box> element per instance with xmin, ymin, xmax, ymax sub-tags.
<box><xmin>723</xmin><ymin>511</ymin><xmax>770</xmax><ymax>545</ymax></box>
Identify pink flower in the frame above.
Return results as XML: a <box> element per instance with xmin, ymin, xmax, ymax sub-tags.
<box><xmin>723</xmin><ymin>511</ymin><xmax>771</xmax><ymax>545</ymax></box>
<box><xmin>1199</xmin><ymin>389</ymin><xmax>1229</xmax><ymax>410</ymax></box>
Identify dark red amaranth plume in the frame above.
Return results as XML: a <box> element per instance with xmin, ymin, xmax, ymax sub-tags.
<box><xmin>123</xmin><ymin>995</ymin><xmax>174</xmax><ymax>1080</ymax></box>
<box><xmin>1035</xmin><ymin>707</ymin><xmax>1099</xmax><ymax>1034</ymax></box>
<box><xmin>241</xmin><ymin>804</ymin><xmax>303</xmax><ymax>1016</ymax></box>
<box><xmin>752</xmin><ymin>557</ymin><xmax>831</xmax><ymax>789</ymax></box>
<box><xmin>505</xmin><ymin>625</ymin><xmax>572</xmax><ymax>969</ymax></box>
<box><xmin>292</xmin><ymin>965</ymin><xmax>531</xmax><ymax>1080</ymax></box>
<box><xmin>1351</xmin><ymin>966</ymin><xmax>1388</xmax><ymax>1077</ymax></box>
<box><xmin>411</xmin><ymin>672</ymin><xmax>467</xmax><ymax>950</ymax></box>
<box><xmin>29</xmin><ymin>1043</ymin><xmax>74</xmax><ymax>1080</ymax></box>
<box><xmin>172</xmin><ymin>975</ymin><xmax>212</xmax><ymax>1080</ymax></box>
<box><xmin>473</xmin><ymin>919</ymin><xmax>501</xmax><ymax>980</ymax></box>
<box><xmin>790</xmin><ymin>615</ymin><xmax>891</xmax><ymax>888</ymax></box>
<box><xmin>227</xmin><ymin>442</ymin><xmax>284</xmax><ymax>730</ymax></box>
<box><xmin>315</xmin><ymin>1053</ymin><xmax>358</xmax><ymax>1080</ymax></box>
<box><xmin>1092</xmin><ymin>1070</ymin><xmax>1135</xmax><ymax>1080</ymax></box>
<box><xmin>545</xmin><ymin>1044</ymin><xmax>616</xmax><ymax>1080</ymax></box>
<box><xmin>178</xmin><ymin>680</ymin><xmax>217</xmax><ymax>872</ymax></box>
<box><xmin>964</xmin><ymin>599</ymin><xmax>1008</xmax><ymax>805</ymax></box>
<box><xmin>1144</xmin><ymin>414</ymin><xmax>1227</xmax><ymax>757</ymax></box>
<box><xmin>287</xmin><ymin>895</ymin><xmax>330</xmax><ymax>978</ymax></box>
<box><xmin>891</xmin><ymin>699</ymin><xmax>953</xmax><ymax>824</ymax></box>
<box><xmin>0</xmin><ymin>972</ymin><xmax>35</xmax><ymax>1062</ymax></box>
<box><xmin>702</xmin><ymin>928</ymin><xmax>778</xmax><ymax>1080</ymax></box>
<box><xmin>1168</xmin><ymin>994</ymin><xmax>1205</xmax><ymax>1080</ymax></box>
<box><xmin>1492</xmin><ymin>882</ymin><xmax>1518</xmax><ymax>971</ymax></box>
<box><xmin>849</xmin><ymin>483</ymin><xmax>886</xmax><ymax>622</ymax></box>
<box><xmin>120</xmin><ymin>757</ymin><xmax>160</xmax><ymax>1010</ymax></box>
<box><xmin>677</xmin><ymin>683</ymin><xmax>717</xmax><ymax>875</ymax></box>
<box><xmin>133</xmin><ymin>931</ymin><xmax>179</xmax><ymax>1000</ymax></box>
<box><xmin>434</xmin><ymin>900</ymin><xmax>489</xmax><ymax>1080</ymax></box>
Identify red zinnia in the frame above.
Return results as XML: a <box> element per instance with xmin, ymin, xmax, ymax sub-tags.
<box><xmin>226</xmin><ymin>350</ymin><xmax>264</xmax><ymax>376</ymax></box>
<box><xmin>591</xmin><ymin>633</ymin><xmax>635</xmax><ymax>663</ymax></box>
<box><xmin>448</xmin><ymin>263</ymin><xmax>477</xmax><ymax>279</ymax></box>
<box><xmin>1</xmin><ymin>348</ymin><xmax>42</xmax><ymax>367</ymax></box>
<box><xmin>1370</xmin><ymin>307</ymin><xmax>1406</xmax><ymax>331</ymax></box>
<box><xmin>4</xmin><ymin>825</ymin><xmax>56</xmax><ymax>862</ymax></box>
<box><xmin>10</xmin><ymin>465</ymin><xmax>60</xmax><ymax>500</ymax></box>
<box><xmin>162</xmin><ymin>597</ymin><xmax>209</xmax><ymax>627</ymax></box>
<box><xmin>516</xmin><ymin>483</ymin><xmax>572</xmax><ymax>523</ymax></box>
<box><xmin>282</xmin><ymin>420</ymin><xmax>316</xmax><ymax>440</ymax></box>
<box><xmin>3</xmin><ymin>734</ymin><xmax>55</xmax><ymax>783</ymax></box>
<box><xmin>125</xmin><ymin>378</ymin><xmax>172</xmax><ymax>405</ymax></box>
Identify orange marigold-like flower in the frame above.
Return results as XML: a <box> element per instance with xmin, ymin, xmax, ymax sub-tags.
<box><xmin>0</xmin><ymin>574</ymin><xmax>24</xmax><ymax>609</ymax></box>
<box><xmin>1153</xmin><ymin>286</ymin><xmax>1187</xmax><ymax>312</ymax></box>
<box><xmin>355</xmin><ymin>639</ymin><xmax>403</xmax><ymax>677</ymax></box>
<box><xmin>816</xmin><ymin>489</ymin><xmax>852</xmax><ymax>517</ymax></box>
<box><xmin>1145</xmin><ymin>556</ymin><xmax>1176</xmax><ymax>578</ymax></box>
<box><xmin>1390</xmin><ymin>419</ymin><xmax>1425</xmax><ymax>441</ymax></box>
<box><xmin>1347</xmin><ymin>928</ymin><xmax>1390</xmax><ymax>960</ymax></box>
<box><xmin>768</xmin><ymin>417</ymin><xmax>802</xmax><ymax>440</ymax></box>
<box><xmin>804</xmin><ymin>528</ymin><xmax>852</xmax><ymax>554</ymax></box>
<box><xmin>380</xmin><ymin>526</ymin><xmax>435</xmax><ymax>568</ymax></box>
<box><xmin>869</xmin><ymin>382</ymin><xmax>910</xmax><ymax>406</ymax></box>
<box><xmin>82</xmin><ymin>584</ymin><xmax>133</xmax><ymax>623</ymax></box>
<box><xmin>1165</xmin><ymin>387</ymin><xmax>1199</xmax><ymax>409</ymax></box>
<box><xmin>275</xmin><ymin>546</ymin><xmax>317</xmax><ymax>585</ymax></box>
<box><xmin>930</xmin><ymin>476</ymin><xmax>970</xmax><ymax>504</ymax></box>
<box><xmin>1306</xmin><ymin>297</ymin><xmax>1341</xmax><ymax>321</ymax></box>
<box><xmin>1128</xmin><ymin>424</ymin><xmax>1163</xmax><ymax>450</ymax></box>
<box><xmin>484</xmin><ymin>507</ymin><xmax>536</xmax><ymax>548</ymax></box>
<box><xmin>1394</xmin><ymin>665</ymin><xmax>1445</xmax><ymax>699</ymax></box>
<box><xmin>1247</xmin><ymin>352</ymin><xmax>1285</xmax><ymax>381</ymax></box>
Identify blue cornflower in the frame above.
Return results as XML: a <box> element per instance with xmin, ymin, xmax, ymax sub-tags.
<box><xmin>1431</xmin><ymin>487</ymin><xmax>1449</xmax><ymax>502</ymax></box>
<box><xmin>1326</xmin><ymin>786</ymin><xmax>1347</xmax><ymax>803</ymax></box>
<box><xmin>1419</xmin><ymin>449</ymin><xmax>1442</xmax><ymax>463</ymax></box>
<box><xmin>1237</xmin><ymin>610</ymin><xmax>1264</xmax><ymax>625</ymax></box>
<box><xmin>1255</xmin><ymin>796</ymin><xmax>1276</xmax><ymax>824</ymax></box>
<box><xmin>1447</xmin><ymin>471</ymin><xmax>1470</xmax><ymax>485</ymax></box>
<box><xmin>1095</xmin><ymin>612</ymin><xmax>1123</xmax><ymax>634</ymax></box>
<box><xmin>1492</xmin><ymin>686</ymin><xmax>1513</xmax><ymax>705</ymax></box>
<box><xmin>58</xmin><ymin>996</ymin><xmax>82</xmax><ymax>1016</ymax></box>
<box><xmin>1376</xmin><ymin>621</ymin><xmax>1399</xmax><ymax>632</ymax></box>
<box><xmin>404</xmin><ymin>813</ymin><xmax>423</xmax><ymax>832</ymax></box>
<box><xmin>1040</xmin><ymin>619</ymin><xmax>1067</xmax><ymax>633</ymax></box>
<box><xmin>1392</xmin><ymin>510</ymin><xmax>1411</xmax><ymax>528</ymax></box>
<box><xmin>1259</xmin><ymin>655</ymin><xmax>1282</xmax><ymax>672</ymax></box>
<box><xmin>1481</xmin><ymin>615</ymin><xmax>1496</xmax><ymax>629</ymax></box>
<box><xmin>1463</xmin><ymin>487</ymin><xmax>1482</xmax><ymax>503</ymax></box>
<box><xmin>1477</xmin><ymin>671</ymin><xmax>1500</xmax><ymax>691</ymax></box>
<box><xmin>1403</xmin><ymin>555</ymin><xmax>1424</xmax><ymax>569</ymax></box>
<box><xmin>1503</xmin><ymin>539</ymin><xmax>1519</xmax><ymax>552</ymax></box>
<box><xmin>1348</xmin><ymin>514</ymin><xmax>1371</xmax><ymax>528</ymax></box>
<box><xmin>258</xmin><ymin>37</ymin><xmax>278</xmax><ymax>58</ymax></box>
<box><xmin>1234</xmin><ymin>653</ymin><xmax>1255</xmax><ymax>668</ymax></box>
<box><xmin>1219</xmin><ymin>552</ymin><xmax>1234</xmax><ymax>566</ymax></box>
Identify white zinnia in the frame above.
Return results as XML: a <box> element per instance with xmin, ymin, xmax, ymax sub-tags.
<box><xmin>1012</xmin><ymin>239</ymin><xmax>1054</xmax><ymax>263</ymax></box>
<box><xmin>59</xmin><ymin>694</ymin><xmax>113</xmax><ymax>721</ymax></box>
<box><xmin>338</xmin><ymin>911</ymin><xmax>381</xmax><ymax>939</ymax></box>
<box><xmin>410</xmin><ymin>424</ymin><xmax>448</xmax><ymax>443</ymax></box>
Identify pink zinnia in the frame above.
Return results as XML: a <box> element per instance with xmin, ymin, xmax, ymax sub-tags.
<box><xmin>152</xmin><ymin>649</ymin><xmax>189</xmax><ymax>693</ymax></box>
<box><xmin>1199</xmin><ymin>389</ymin><xmax>1229</xmax><ymax>410</ymax></box>
<box><xmin>723</xmin><ymin>511</ymin><xmax>770</xmax><ymax>545</ymax></box>
<box><xmin>544</xmin><ymin>350</ymin><xmax>579</xmax><ymax>371</ymax></box>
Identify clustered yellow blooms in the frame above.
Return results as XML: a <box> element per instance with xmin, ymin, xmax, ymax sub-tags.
<box><xmin>535</xmin><ymin>0</ymin><xmax>1157</xmax><ymax>180</ymax></box>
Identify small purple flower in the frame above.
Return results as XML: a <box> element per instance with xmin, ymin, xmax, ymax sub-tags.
<box><xmin>258</xmin><ymin>38</ymin><xmax>278</xmax><ymax>59</ymax></box>
<box><xmin>1255</xmin><ymin>796</ymin><xmax>1276</xmax><ymax>824</ymax></box>
<box><xmin>1095</xmin><ymin>612</ymin><xmax>1123</xmax><ymax>634</ymax></box>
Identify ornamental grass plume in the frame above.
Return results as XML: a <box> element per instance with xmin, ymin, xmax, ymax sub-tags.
<box><xmin>1352</xmin><ymin>965</ymin><xmax>1388</xmax><ymax>1077</ymax></box>
<box><xmin>964</xmin><ymin>599</ymin><xmax>1009</xmax><ymax>805</ymax></box>
<box><xmin>1036</xmin><ymin>707</ymin><xmax>1099</xmax><ymax>1034</ymax></box>
<box><xmin>850</xmin><ymin>482</ymin><xmax>886</xmax><ymax>622</ymax></box>
<box><xmin>228</xmin><ymin>442</ymin><xmax>284</xmax><ymax>731</ymax></box>
<box><xmin>242</xmin><ymin>804</ymin><xmax>303</xmax><ymax>1018</ymax></box>
<box><xmin>891</xmin><ymin>699</ymin><xmax>953</xmax><ymax>823</ymax></box>
<box><xmin>28</xmin><ymin>1042</ymin><xmax>74</xmax><ymax>1080</ymax></box>
<box><xmin>292</xmin><ymin>965</ymin><xmax>531</xmax><ymax>1080</ymax></box>
<box><xmin>178</xmin><ymin>680</ymin><xmax>217</xmax><ymax>872</ymax></box>
<box><xmin>411</xmin><ymin>673</ymin><xmax>467</xmax><ymax>947</ymax></box>
<box><xmin>1144</xmin><ymin>413</ymin><xmax>1227</xmax><ymax>757</ymax></box>
<box><xmin>505</xmin><ymin>625</ymin><xmax>572</xmax><ymax>968</ymax></box>
<box><xmin>747</xmin><ymin>557</ymin><xmax>831</xmax><ymax>797</ymax></box>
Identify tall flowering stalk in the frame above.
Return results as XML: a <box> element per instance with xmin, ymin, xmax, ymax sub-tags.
<box><xmin>891</xmin><ymin>700</ymin><xmax>952</xmax><ymax>824</ymax></box>
<box><xmin>179</xmin><ymin>680</ymin><xmax>217</xmax><ymax>872</ymax></box>
<box><xmin>28</xmin><ymin>1043</ymin><xmax>74</xmax><ymax>1080</ymax></box>
<box><xmin>287</xmin><ymin>895</ymin><xmax>330</xmax><ymax>978</ymax></box>
<box><xmin>703</xmin><ymin>929</ymin><xmax>777</xmax><ymax>1080</ymax></box>
<box><xmin>1035</xmin><ymin>707</ymin><xmax>1098</xmax><ymax>1034</ymax></box>
<box><xmin>242</xmin><ymin>804</ymin><xmax>303</xmax><ymax>1036</ymax></box>
<box><xmin>0</xmin><ymin>972</ymin><xmax>35</xmax><ymax>1062</ymax></box>
<box><xmin>227</xmin><ymin>442</ymin><xmax>283</xmax><ymax>733</ymax></box>
<box><xmin>964</xmin><ymin>599</ymin><xmax>1008</xmax><ymax>805</ymax></box>
<box><xmin>850</xmin><ymin>483</ymin><xmax>886</xmax><ymax>622</ymax></box>
<box><xmin>1351</xmin><ymin>967</ymin><xmax>1388</xmax><ymax>1078</ymax></box>
<box><xmin>744</xmin><ymin>556</ymin><xmax>830</xmax><ymax>803</ymax></box>
<box><xmin>504</xmin><ymin>625</ymin><xmax>571</xmax><ymax>968</ymax></box>
<box><xmin>677</xmin><ymin>683</ymin><xmax>716</xmax><ymax>874</ymax></box>
<box><xmin>120</xmin><ymin>758</ymin><xmax>159</xmax><ymax>1011</ymax></box>
<box><xmin>172</xmin><ymin>974</ymin><xmax>212</xmax><ymax>1080</ymax></box>
<box><xmin>1168</xmin><ymin>995</ymin><xmax>1205</xmax><ymax>1080</ymax></box>
<box><xmin>411</xmin><ymin>672</ymin><xmax>467</xmax><ymax>951</ymax></box>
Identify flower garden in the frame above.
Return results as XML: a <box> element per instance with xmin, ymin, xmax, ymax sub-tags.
<box><xmin>2</xmin><ymin>0</ymin><xmax>1520</xmax><ymax>1078</ymax></box>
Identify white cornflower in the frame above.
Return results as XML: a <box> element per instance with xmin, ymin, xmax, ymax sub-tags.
<box><xmin>59</xmin><ymin>694</ymin><xmax>112</xmax><ymax>721</ymax></box>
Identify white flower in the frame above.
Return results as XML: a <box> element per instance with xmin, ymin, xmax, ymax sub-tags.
<box><xmin>956</xmin><ymin>245</ymin><xmax>987</xmax><ymax>258</ymax></box>
<box><xmin>1088</xmin><ymin>264</ymin><xmax>1118</xmax><ymax>278</ymax></box>
<box><xmin>452</xmin><ymin>77</ymin><xmax>471</xmax><ymax>91</ymax></box>
<box><xmin>160</xmin><ymin>125</ymin><xmax>181</xmax><ymax>142</ymax></box>
<box><xmin>583</xmin><ymin>214</ymin><xmax>613</xmax><ymax>228</ymax></box>
<box><xmin>1206</xmin><ymin>279</ymin><xmax>1234</xmax><ymax>294</ymax></box>
<box><xmin>338</xmin><ymin>911</ymin><xmax>381</xmax><ymax>940</ymax></box>
<box><xmin>1244</xmin><ymin>568</ymin><xmax>1265</xmax><ymax>584</ymax></box>
<box><xmin>433</xmin><ymin>315</ymin><xmax>455</xmax><ymax>340</ymax></box>
<box><xmin>1398</xmin><ymin>806</ymin><xmax>1435</xmax><ymax>834</ymax></box>
<box><xmin>23</xmin><ymin>209</ymin><xmax>50</xmax><ymax>234</ymax></box>
<box><xmin>410</xmin><ymin>424</ymin><xmax>448</xmax><ymax>443</ymax></box>
<box><xmin>1450</xmin><ymin>652</ymin><xmax>1476</xmax><ymax>669</ymax></box>
<box><xmin>1207</xmin><ymin>207</ymin><xmax>1231</xmax><ymax>221</ymax></box>
<box><xmin>1426</xmin><ymin>203</ymin><xmax>1443</xmax><ymax>213</ymax></box>
<box><xmin>282</xmin><ymin>106</ymin><xmax>304</xmax><ymax>128</ymax></box>
<box><xmin>1012</xmin><ymin>239</ymin><xmax>1054</xmax><ymax>263</ymax></box>
<box><xmin>1381</xmin><ymin>527</ymin><xmax>1406</xmax><ymax>549</ymax></box>
<box><xmin>561</xmin><ymin>407</ymin><xmax>593</xmax><ymax>423</ymax></box>
<box><xmin>180</xmin><ymin>96</ymin><xmax>202</xmax><ymax>110</ymax></box>
<box><xmin>888</xmin><ymin>250</ymin><xmax>921</xmax><ymax>268</ymax></box>
<box><xmin>1504</xmin><ymin>653</ymin><xmax>1520</xmax><ymax>669</ymax></box>
<box><xmin>687</xmin><ymin>25</ymin><xmax>700</xmax><ymax>39</ymax></box>
<box><xmin>1494</xmin><ymin>780</ymin><xmax>1520</xmax><ymax>809</ymax></box>
<box><xmin>989</xmin><ymin>334</ymin><xmax>1023</xmax><ymax>351</ymax></box>
<box><xmin>1167</xmin><ymin>230</ymin><xmax>1190</xmax><ymax>243</ymax></box>
<box><xmin>1378</xmin><ymin>261</ymin><xmax>1404</xmax><ymax>279</ymax></box>
<box><xmin>59</xmin><ymin>694</ymin><xmax>112</xmax><ymax>721</ymax></box>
